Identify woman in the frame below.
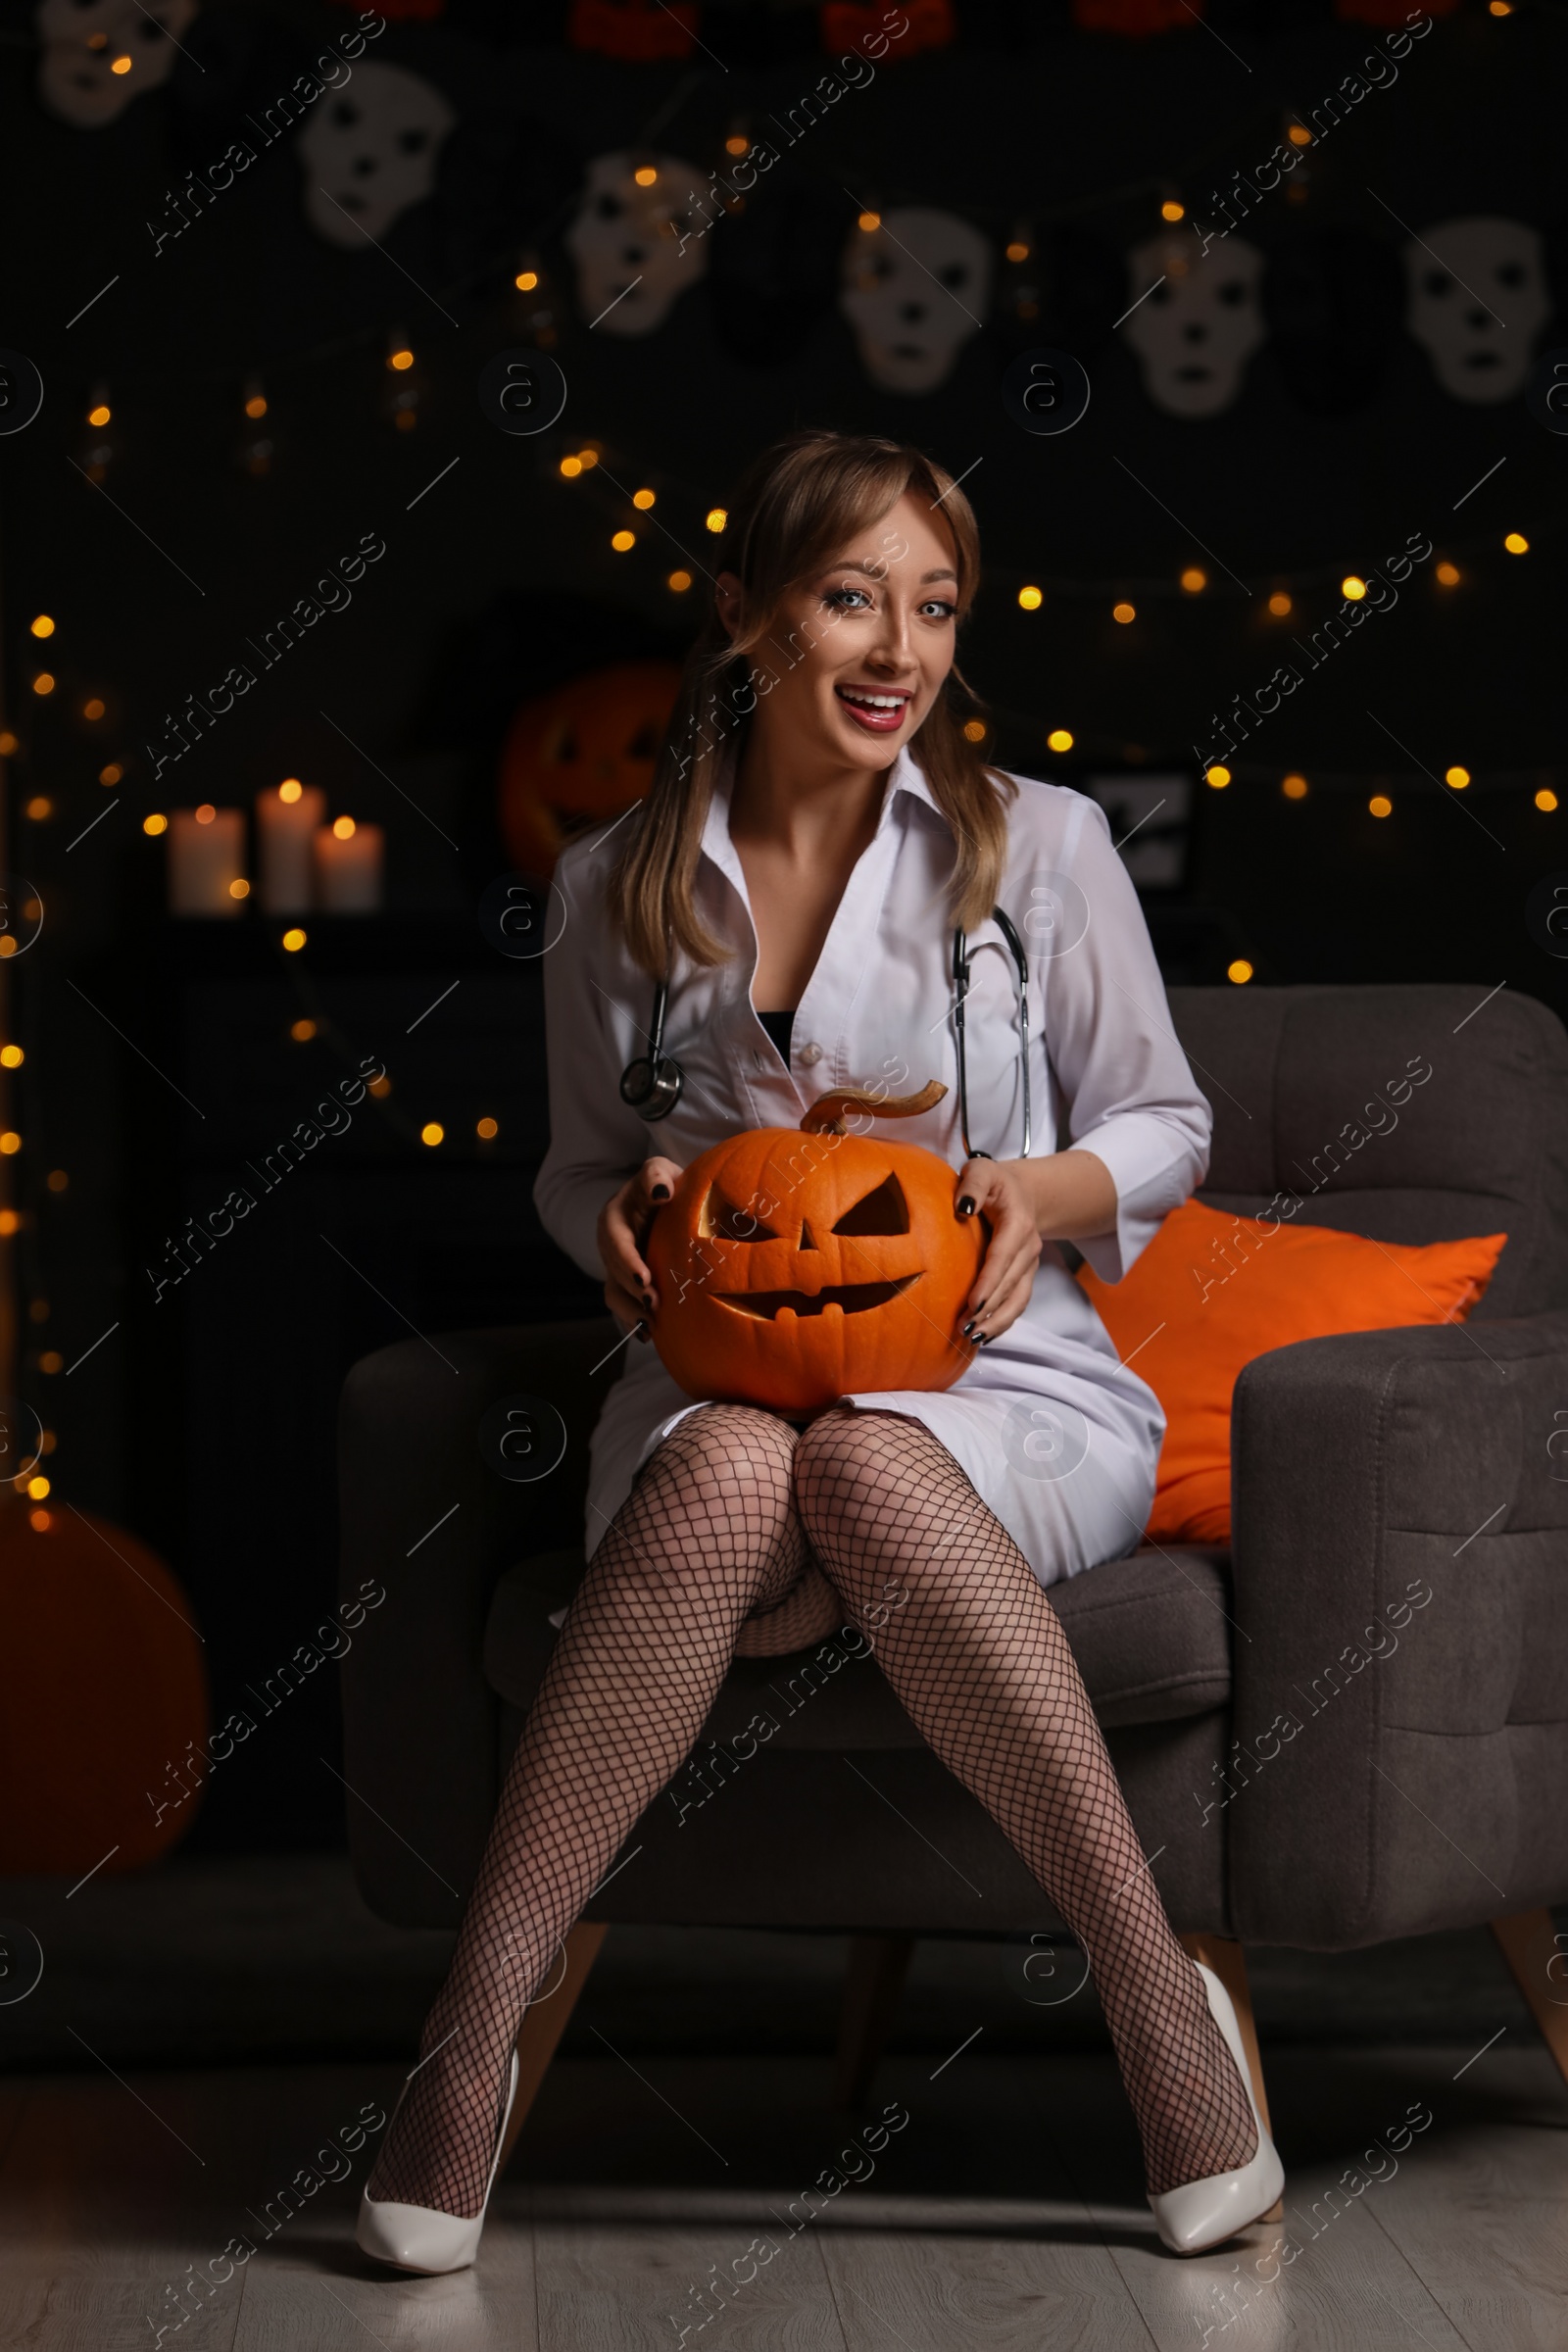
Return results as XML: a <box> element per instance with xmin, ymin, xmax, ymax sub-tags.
<box><xmin>359</xmin><ymin>428</ymin><xmax>1282</xmax><ymax>2271</ymax></box>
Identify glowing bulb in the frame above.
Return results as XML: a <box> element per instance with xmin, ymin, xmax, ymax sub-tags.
<box><xmin>962</xmin><ymin>719</ymin><xmax>988</xmax><ymax>743</ymax></box>
<box><xmin>110</xmin><ymin>52</ymin><xmax>131</xmax><ymax>73</ymax></box>
<box><xmin>633</xmin><ymin>165</ymin><xmax>658</xmax><ymax>187</ymax></box>
<box><xmin>577</xmin><ymin>448</ymin><xmax>599</xmax><ymax>468</ymax></box>
<box><xmin>1436</xmin><ymin>561</ymin><xmax>1461</xmax><ymax>586</ymax></box>
<box><xmin>725</xmin><ymin>135</ymin><xmax>749</xmax><ymax>157</ymax></box>
<box><xmin>858</xmin><ymin>210</ymin><xmax>881</xmax><ymax>231</ymax></box>
<box><xmin>1161</xmin><ymin>200</ymin><xmax>1185</xmax><ymax>222</ymax></box>
<box><xmin>45</xmin><ymin>1170</ymin><xmax>67</xmax><ymax>1194</ymax></box>
<box><xmin>143</xmin><ymin>812</ymin><xmax>168</xmax><ymax>836</ymax></box>
<box><xmin>476</xmin><ymin>1116</ymin><xmax>499</xmax><ymax>1140</ymax></box>
<box><xmin>24</xmin><ymin>798</ymin><xmax>51</xmax><ymax>821</ymax></box>
<box><xmin>1282</xmin><ymin>773</ymin><xmax>1308</xmax><ymax>800</ymax></box>
<box><xmin>0</xmin><ymin>734</ymin><xmax>17</xmax><ymax>755</ymax></box>
<box><xmin>667</xmin><ymin>570</ymin><xmax>692</xmax><ymax>592</ymax></box>
<box><xmin>1446</xmin><ymin>765</ymin><xmax>1470</xmax><ymax>789</ymax></box>
<box><xmin>1018</xmin><ymin>585</ymin><xmax>1043</xmax><ymax>611</ymax></box>
<box><xmin>29</xmin><ymin>1508</ymin><xmax>50</xmax><ymax>1532</ymax></box>
<box><xmin>1287</xmin><ymin>123</ymin><xmax>1313</xmax><ymax>146</ymax></box>
<box><xmin>611</xmin><ymin>529</ymin><xmax>636</xmax><ymax>552</ymax></box>
<box><xmin>1206</xmin><ymin>764</ymin><xmax>1231</xmax><ymax>789</ymax></box>
<box><xmin>514</xmin><ymin>270</ymin><xmax>539</xmax><ymax>290</ymax></box>
<box><xmin>282</xmin><ymin>927</ymin><xmax>307</xmax><ymax>952</ymax></box>
<box><xmin>420</xmin><ymin>1121</ymin><xmax>445</xmax><ymax>1147</ymax></box>
<box><xmin>1537</xmin><ymin>788</ymin><xmax>1558</xmax><ymax>811</ymax></box>
<box><xmin>560</xmin><ymin>456</ymin><xmax>583</xmax><ymax>478</ymax></box>
<box><xmin>1227</xmin><ymin>959</ymin><xmax>1253</xmax><ymax>985</ymax></box>
<box><xmin>82</xmin><ymin>697</ymin><xmax>105</xmax><ymax>720</ymax></box>
<box><xmin>0</xmin><ymin>1046</ymin><xmax>22</xmax><ymax>1067</ymax></box>
<box><xmin>1005</xmin><ymin>239</ymin><xmax>1030</xmax><ymax>263</ymax></box>
<box><xmin>368</xmin><ymin>1074</ymin><xmax>391</xmax><ymax>1099</ymax></box>
<box><xmin>1504</xmin><ymin>531</ymin><xmax>1529</xmax><ymax>555</ymax></box>
<box><xmin>0</xmin><ymin>1210</ymin><xmax>19</xmax><ymax>1236</ymax></box>
<box><xmin>290</xmin><ymin>1019</ymin><xmax>317</xmax><ymax>1042</ymax></box>
<box><xmin>1180</xmin><ymin>566</ymin><xmax>1206</xmax><ymax>594</ymax></box>
<box><xmin>1342</xmin><ymin>575</ymin><xmax>1367</xmax><ymax>600</ymax></box>
<box><xmin>706</xmin><ymin>507</ymin><xmax>727</xmax><ymax>533</ymax></box>
<box><xmin>26</xmin><ymin>1474</ymin><xmax>49</xmax><ymax>1499</ymax></box>
<box><xmin>632</xmin><ymin>488</ymin><xmax>656</xmax><ymax>510</ymax></box>
<box><xmin>87</xmin><ymin>403</ymin><xmax>111</xmax><ymax>427</ymax></box>
<box><xmin>195</xmin><ymin>804</ymin><xmax>216</xmax><ymax>824</ymax></box>
<box><xmin>1369</xmin><ymin>794</ymin><xmax>1393</xmax><ymax>818</ymax></box>
<box><xmin>1267</xmin><ymin>592</ymin><xmax>1293</xmax><ymax>616</ymax></box>
<box><xmin>1047</xmin><ymin>728</ymin><xmax>1074</xmax><ymax>754</ymax></box>
<box><xmin>387</xmin><ymin>347</ymin><xmax>415</xmax><ymax>371</ymax></box>
<box><xmin>1112</xmin><ymin>602</ymin><xmax>1136</xmax><ymax>624</ymax></box>
<box><xmin>31</xmin><ymin>673</ymin><xmax>54</xmax><ymax>696</ymax></box>
<box><xmin>0</xmin><ymin>1132</ymin><xmax>21</xmax><ymax>1155</ymax></box>
<box><xmin>277</xmin><ymin>778</ymin><xmax>302</xmax><ymax>804</ymax></box>
<box><xmin>39</xmin><ymin>1351</ymin><xmax>63</xmax><ymax>1373</ymax></box>
<box><xmin>332</xmin><ymin>815</ymin><xmax>356</xmax><ymax>839</ymax></box>
<box><xmin>228</xmin><ymin>878</ymin><xmax>250</xmax><ymax>899</ymax></box>
<box><xmin>29</xmin><ymin>614</ymin><xmax>54</xmax><ymax>639</ymax></box>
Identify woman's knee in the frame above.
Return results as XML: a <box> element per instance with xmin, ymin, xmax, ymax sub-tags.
<box><xmin>793</xmin><ymin>1408</ymin><xmax>925</xmax><ymax>1538</ymax></box>
<box><xmin>631</xmin><ymin>1401</ymin><xmax>798</xmax><ymax>1533</ymax></box>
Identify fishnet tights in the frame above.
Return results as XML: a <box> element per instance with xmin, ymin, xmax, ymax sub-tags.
<box><xmin>367</xmin><ymin>1402</ymin><xmax>1254</xmax><ymax>2219</ymax></box>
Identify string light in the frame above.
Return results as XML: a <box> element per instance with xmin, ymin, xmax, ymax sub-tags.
<box><xmin>1446</xmin><ymin>765</ymin><xmax>1470</xmax><ymax>788</ymax></box>
<box><xmin>368</xmin><ymin>1073</ymin><xmax>392</xmax><ymax>1099</ymax></box>
<box><xmin>0</xmin><ymin>1046</ymin><xmax>21</xmax><ymax>1068</ymax></box>
<box><xmin>279</xmin><ymin>777</ymin><xmax>304</xmax><ymax>803</ymax></box>
<box><xmin>560</xmin><ymin>455</ymin><xmax>583</xmax><ymax>477</ymax></box>
<box><xmin>611</xmin><ymin>529</ymin><xmax>636</xmax><ymax>552</ymax></box>
<box><xmin>143</xmin><ymin>812</ymin><xmax>168</xmax><ymax>836</ymax></box>
<box><xmin>666</xmin><ymin>570</ymin><xmax>692</xmax><ymax>592</ymax></box>
<box><xmin>39</xmin><ymin>1350</ymin><xmax>63</xmax><ymax>1374</ymax></box>
<box><xmin>1004</xmin><ymin>237</ymin><xmax>1030</xmax><ymax>263</ymax></box>
<box><xmin>1369</xmin><ymin>794</ymin><xmax>1393</xmax><ymax>817</ymax></box>
<box><xmin>332</xmin><ymin>815</ymin><xmax>356</xmax><ymax>839</ymax></box>
<box><xmin>282</xmin><ymin>927</ymin><xmax>307</xmax><ymax>952</ymax></box>
<box><xmin>962</xmin><ymin>719</ymin><xmax>988</xmax><ymax>742</ymax></box>
<box><xmin>1435</xmin><ymin>561</ymin><xmax>1461</xmax><ymax>586</ymax></box>
<box><xmin>31</xmin><ymin>673</ymin><xmax>54</xmax><ymax>696</ymax></box>
<box><xmin>1047</xmin><ymin>728</ymin><xmax>1074</xmax><ymax>753</ymax></box>
<box><xmin>0</xmin><ymin>1210</ymin><xmax>20</xmax><ymax>1236</ymax></box>
<box><xmin>476</xmin><ymin>1116</ymin><xmax>499</xmax><ymax>1139</ymax></box>
<box><xmin>706</xmin><ymin>507</ymin><xmax>727</xmax><ymax>532</ymax></box>
<box><xmin>577</xmin><ymin>448</ymin><xmax>599</xmax><ymax>469</ymax></box>
<box><xmin>1227</xmin><ymin>959</ymin><xmax>1253</xmax><ymax>984</ymax></box>
<box><xmin>633</xmin><ymin>164</ymin><xmax>658</xmax><ymax>187</ymax></box>
<box><xmin>632</xmin><ymin>487</ymin><xmax>656</xmax><ymax>509</ymax></box>
<box><xmin>387</xmin><ymin>344</ymin><xmax>415</xmax><ymax>372</ymax></box>
<box><xmin>24</xmin><ymin>798</ymin><xmax>52</xmax><ymax>821</ymax></box>
<box><xmin>290</xmin><ymin>1019</ymin><xmax>317</xmax><ymax>1042</ymax></box>
<box><xmin>86</xmin><ymin>394</ymin><xmax>111</xmax><ymax>428</ymax></box>
<box><xmin>228</xmin><ymin>878</ymin><xmax>249</xmax><ymax>900</ymax></box>
<box><xmin>45</xmin><ymin>1170</ymin><xmax>67</xmax><ymax>1194</ymax></box>
<box><xmin>1205</xmin><ymin>764</ymin><xmax>1231</xmax><ymax>788</ymax></box>
<box><xmin>243</xmin><ymin>381</ymin><xmax>268</xmax><ymax>419</ymax></box>
<box><xmin>514</xmin><ymin>268</ymin><xmax>539</xmax><ymax>290</ymax></box>
<box><xmin>1503</xmin><ymin>531</ymin><xmax>1529</xmax><ymax>554</ymax></box>
<box><xmin>1282</xmin><ymin>773</ymin><xmax>1308</xmax><ymax>800</ymax></box>
<box><xmin>1538</xmin><ymin>788</ymin><xmax>1558</xmax><ymax>811</ymax></box>
<box><xmin>420</xmin><ymin>1121</ymin><xmax>445</xmax><ymax>1147</ymax></box>
<box><xmin>1160</xmin><ymin>199</ymin><xmax>1185</xmax><ymax>222</ymax></box>
<box><xmin>1267</xmin><ymin>592</ymin><xmax>1292</xmax><ymax>616</ymax></box>
<box><xmin>1112</xmin><ymin>601</ymin><xmax>1136</xmax><ymax>624</ymax></box>
<box><xmin>1342</xmin><ymin>574</ymin><xmax>1367</xmax><ymax>600</ymax></box>
<box><xmin>1018</xmin><ymin>585</ymin><xmax>1043</xmax><ymax>610</ymax></box>
<box><xmin>29</xmin><ymin>614</ymin><xmax>54</xmax><ymax>638</ymax></box>
<box><xmin>195</xmin><ymin>803</ymin><xmax>216</xmax><ymax>824</ymax></box>
<box><xmin>858</xmin><ymin>210</ymin><xmax>880</xmax><ymax>231</ymax></box>
<box><xmin>1180</xmin><ymin>566</ymin><xmax>1206</xmax><ymax>594</ymax></box>
<box><xmin>1287</xmin><ymin>122</ymin><xmax>1313</xmax><ymax>147</ymax></box>
<box><xmin>0</xmin><ymin>1133</ymin><xmax>21</xmax><ymax>1156</ymax></box>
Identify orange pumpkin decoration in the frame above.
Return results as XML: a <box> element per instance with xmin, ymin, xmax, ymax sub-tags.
<box><xmin>0</xmin><ymin>1499</ymin><xmax>209</xmax><ymax>1873</ymax></box>
<box><xmin>646</xmin><ymin>1082</ymin><xmax>984</xmax><ymax>1414</ymax></box>
<box><xmin>497</xmin><ymin>659</ymin><xmax>682</xmax><ymax>882</ymax></box>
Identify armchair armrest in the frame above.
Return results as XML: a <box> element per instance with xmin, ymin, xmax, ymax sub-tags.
<box><xmin>337</xmin><ymin>1317</ymin><xmax>616</xmax><ymax>1927</ymax></box>
<box><xmin>1224</xmin><ymin>1310</ymin><xmax>1568</xmax><ymax>1949</ymax></box>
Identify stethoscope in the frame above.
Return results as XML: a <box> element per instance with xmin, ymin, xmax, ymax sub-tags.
<box><xmin>620</xmin><ymin>906</ymin><xmax>1032</xmax><ymax>1161</ymax></box>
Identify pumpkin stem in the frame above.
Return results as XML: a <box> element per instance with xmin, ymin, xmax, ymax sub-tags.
<box><xmin>800</xmin><ymin>1079</ymin><xmax>948</xmax><ymax>1137</ymax></box>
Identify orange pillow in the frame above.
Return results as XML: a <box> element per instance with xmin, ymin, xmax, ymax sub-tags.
<box><xmin>1076</xmin><ymin>1198</ymin><xmax>1507</xmax><ymax>1545</ymax></box>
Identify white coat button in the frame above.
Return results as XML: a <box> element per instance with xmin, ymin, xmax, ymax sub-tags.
<box><xmin>798</xmin><ymin>1041</ymin><xmax>823</xmax><ymax>1066</ymax></box>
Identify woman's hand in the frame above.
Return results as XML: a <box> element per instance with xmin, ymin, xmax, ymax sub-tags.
<box><xmin>598</xmin><ymin>1157</ymin><xmax>685</xmax><ymax>1334</ymax></box>
<box><xmin>955</xmin><ymin>1157</ymin><xmax>1043</xmax><ymax>1346</ymax></box>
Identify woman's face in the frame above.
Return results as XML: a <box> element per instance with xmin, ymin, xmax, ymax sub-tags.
<box><xmin>717</xmin><ymin>487</ymin><xmax>960</xmax><ymax>773</ymax></box>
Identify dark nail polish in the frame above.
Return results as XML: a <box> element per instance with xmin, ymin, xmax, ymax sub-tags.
<box><xmin>650</xmin><ymin>1184</ymin><xmax>670</xmax><ymax>1200</ymax></box>
<box><xmin>962</xmin><ymin>1321</ymin><xmax>979</xmax><ymax>1342</ymax></box>
<box><xmin>957</xmin><ymin>1196</ymin><xmax>976</xmax><ymax>1218</ymax></box>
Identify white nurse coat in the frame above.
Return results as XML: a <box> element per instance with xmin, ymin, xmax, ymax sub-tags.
<box><xmin>533</xmin><ymin>744</ymin><xmax>1212</xmax><ymax>1591</ymax></box>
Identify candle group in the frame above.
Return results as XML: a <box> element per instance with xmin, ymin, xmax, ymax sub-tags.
<box><xmin>167</xmin><ymin>783</ymin><xmax>386</xmax><ymax>916</ymax></box>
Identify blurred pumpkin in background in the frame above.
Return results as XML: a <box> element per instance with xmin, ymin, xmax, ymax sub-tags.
<box><xmin>0</xmin><ymin>1499</ymin><xmax>209</xmax><ymax>1873</ymax></box>
<box><xmin>497</xmin><ymin>659</ymin><xmax>681</xmax><ymax>880</ymax></box>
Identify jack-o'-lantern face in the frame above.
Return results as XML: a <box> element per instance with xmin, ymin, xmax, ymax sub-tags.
<box><xmin>647</xmin><ymin>1107</ymin><xmax>983</xmax><ymax>1413</ymax></box>
<box><xmin>497</xmin><ymin>659</ymin><xmax>681</xmax><ymax>880</ymax></box>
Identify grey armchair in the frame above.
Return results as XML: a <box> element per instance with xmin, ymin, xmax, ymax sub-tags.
<box><xmin>338</xmin><ymin>983</ymin><xmax>1568</xmax><ymax>2160</ymax></box>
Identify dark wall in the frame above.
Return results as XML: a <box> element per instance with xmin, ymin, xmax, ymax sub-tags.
<box><xmin>0</xmin><ymin>0</ymin><xmax>1560</xmax><ymax>1845</ymax></box>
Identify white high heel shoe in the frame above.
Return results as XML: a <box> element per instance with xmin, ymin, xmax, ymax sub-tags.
<box><xmin>357</xmin><ymin>2046</ymin><xmax>520</xmax><ymax>2275</ymax></box>
<box><xmin>1148</xmin><ymin>1961</ymin><xmax>1284</xmax><ymax>2256</ymax></box>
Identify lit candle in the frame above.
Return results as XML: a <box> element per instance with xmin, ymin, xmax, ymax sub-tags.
<box><xmin>312</xmin><ymin>817</ymin><xmax>384</xmax><ymax>911</ymax></box>
<box><xmin>168</xmin><ymin>805</ymin><xmax>246</xmax><ymax>916</ymax></box>
<box><xmin>255</xmin><ymin>778</ymin><xmax>325</xmax><ymax>912</ymax></box>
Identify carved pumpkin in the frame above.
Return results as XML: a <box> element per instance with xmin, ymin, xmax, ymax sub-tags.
<box><xmin>0</xmin><ymin>1498</ymin><xmax>209</xmax><ymax>1873</ymax></box>
<box><xmin>497</xmin><ymin>659</ymin><xmax>681</xmax><ymax>882</ymax></box>
<box><xmin>646</xmin><ymin>1083</ymin><xmax>984</xmax><ymax>1413</ymax></box>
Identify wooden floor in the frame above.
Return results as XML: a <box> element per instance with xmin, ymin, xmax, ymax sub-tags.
<box><xmin>4</xmin><ymin>2039</ymin><xmax>1565</xmax><ymax>2348</ymax></box>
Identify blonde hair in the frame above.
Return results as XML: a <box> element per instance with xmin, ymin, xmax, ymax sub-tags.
<box><xmin>608</xmin><ymin>427</ymin><xmax>1015</xmax><ymax>977</ymax></box>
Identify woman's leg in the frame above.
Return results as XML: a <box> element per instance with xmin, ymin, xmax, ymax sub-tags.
<box><xmin>794</xmin><ymin>1409</ymin><xmax>1257</xmax><ymax>2201</ymax></box>
<box><xmin>367</xmin><ymin>1401</ymin><xmax>822</xmax><ymax>2218</ymax></box>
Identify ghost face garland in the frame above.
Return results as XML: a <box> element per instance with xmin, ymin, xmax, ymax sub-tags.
<box><xmin>299</xmin><ymin>59</ymin><xmax>455</xmax><ymax>248</ymax></box>
<box><xmin>565</xmin><ymin>152</ymin><xmax>710</xmax><ymax>335</ymax></box>
<box><xmin>839</xmin><ymin>208</ymin><xmax>993</xmax><ymax>396</ymax></box>
<box><xmin>1403</xmin><ymin>216</ymin><xmax>1549</xmax><ymax>404</ymax></box>
<box><xmin>37</xmin><ymin>0</ymin><xmax>198</xmax><ymax>128</ymax></box>
<box><xmin>1123</xmin><ymin>232</ymin><xmax>1266</xmax><ymax>418</ymax></box>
